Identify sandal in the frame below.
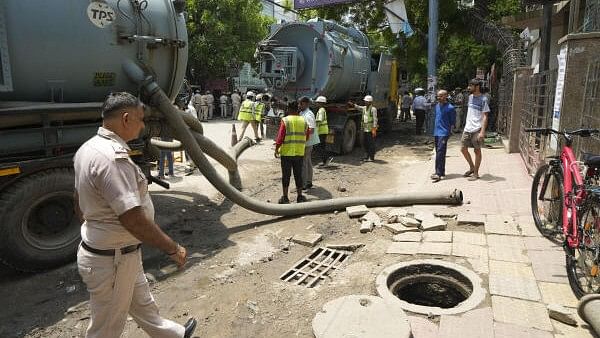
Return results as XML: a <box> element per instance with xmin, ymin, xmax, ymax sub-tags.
<box><xmin>463</xmin><ymin>170</ymin><xmax>474</xmax><ymax>177</ymax></box>
<box><xmin>467</xmin><ymin>174</ymin><xmax>480</xmax><ymax>181</ymax></box>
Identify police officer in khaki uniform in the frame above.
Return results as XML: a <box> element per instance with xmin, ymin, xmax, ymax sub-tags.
<box><xmin>74</xmin><ymin>92</ymin><xmax>197</xmax><ymax>338</ymax></box>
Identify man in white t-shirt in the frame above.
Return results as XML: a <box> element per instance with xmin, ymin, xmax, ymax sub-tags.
<box><xmin>461</xmin><ymin>79</ymin><xmax>489</xmax><ymax>180</ymax></box>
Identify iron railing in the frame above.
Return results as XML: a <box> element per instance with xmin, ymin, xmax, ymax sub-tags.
<box><xmin>577</xmin><ymin>59</ymin><xmax>600</xmax><ymax>155</ymax></box>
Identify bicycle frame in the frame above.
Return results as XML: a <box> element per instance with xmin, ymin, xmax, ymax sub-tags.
<box><xmin>561</xmin><ymin>145</ymin><xmax>586</xmax><ymax>248</ymax></box>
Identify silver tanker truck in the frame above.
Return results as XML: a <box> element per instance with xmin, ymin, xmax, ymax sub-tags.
<box><xmin>0</xmin><ymin>0</ymin><xmax>188</xmax><ymax>271</ymax></box>
<box><xmin>256</xmin><ymin>18</ymin><xmax>400</xmax><ymax>154</ymax></box>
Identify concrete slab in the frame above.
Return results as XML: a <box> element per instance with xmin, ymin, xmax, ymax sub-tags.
<box><xmin>408</xmin><ymin>316</ymin><xmax>438</xmax><ymax>338</ymax></box>
<box><xmin>422</xmin><ymin>231</ymin><xmax>453</xmax><ymax>243</ymax></box>
<box><xmin>433</xmin><ymin>209</ymin><xmax>458</xmax><ymax>218</ymax></box>
<box><xmin>493</xmin><ymin>322</ymin><xmax>554</xmax><ymax>338</ymax></box>
<box><xmin>531</xmin><ymin>260</ymin><xmax>569</xmax><ymax>284</ymax></box>
<box><xmin>524</xmin><ymin>237</ymin><xmax>562</xmax><ymax>251</ymax></box>
<box><xmin>467</xmin><ymin>258</ymin><xmax>489</xmax><ymax>274</ymax></box>
<box><xmin>538</xmin><ymin>282</ymin><xmax>579</xmax><ymax>308</ymax></box>
<box><xmin>413</xmin><ymin>211</ymin><xmax>436</xmax><ymax>222</ymax></box>
<box><xmin>291</xmin><ymin>233</ymin><xmax>323</xmax><ymax>247</ymax></box>
<box><xmin>384</xmin><ymin>223</ymin><xmax>420</xmax><ymax>235</ymax></box>
<box><xmin>312</xmin><ymin>295</ymin><xmax>411</xmax><ymax>338</ymax></box>
<box><xmin>360</xmin><ymin>211</ymin><xmax>382</xmax><ymax>226</ymax></box>
<box><xmin>421</xmin><ymin>217</ymin><xmax>447</xmax><ymax>231</ymax></box>
<box><xmin>392</xmin><ymin>232</ymin><xmax>422</xmax><ymax>242</ymax></box>
<box><xmin>399</xmin><ymin>216</ymin><xmax>421</xmax><ymax>228</ymax></box>
<box><xmin>489</xmin><ymin>260</ymin><xmax>536</xmax><ymax>279</ymax></box>
<box><xmin>487</xmin><ymin>234</ymin><xmax>525</xmax><ymax>248</ymax></box>
<box><xmin>386</xmin><ymin>208</ymin><xmax>409</xmax><ymax>223</ymax></box>
<box><xmin>418</xmin><ymin>242</ymin><xmax>452</xmax><ymax>256</ymax></box>
<box><xmin>452</xmin><ymin>242</ymin><xmax>487</xmax><ymax>259</ymax></box>
<box><xmin>457</xmin><ymin>214</ymin><xmax>486</xmax><ymax>225</ymax></box>
<box><xmin>547</xmin><ymin>303</ymin><xmax>578</xmax><ymax>326</ymax></box>
<box><xmin>491</xmin><ymin>296</ymin><xmax>553</xmax><ymax>331</ymax></box>
<box><xmin>488</xmin><ymin>245</ymin><xmax>530</xmax><ymax>263</ymax></box>
<box><xmin>346</xmin><ymin>205</ymin><xmax>369</xmax><ymax>218</ymax></box>
<box><xmin>438</xmin><ymin>308</ymin><xmax>493</xmax><ymax>338</ymax></box>
<box><xmin>485</xmin><ymin>220</ymin><xmax>520</xmax><ymax>235</ymax></box>
<box><xmin>386</xmin><ymin>242</ymin><xmax>420</xmax><ymax>255</ymax></box>
<box><xmin>359</xmin><ymin>220</ymin><xmax>374</xmax><ymax>233</ymax></box>
<box><xmin>528</xmin><ymin>249</ymin><xmax>566</xmax><ymax>265</ymax></box>
<box><xmin>489</xmin><ymin>273</ymin><xmax>541</xmax><ymax>301</ymax></box>
<box><xmin>453</xmin><ymin>231</ymin><xmax>487</xmax><ymax>245</ymax></box>
<box><xmin>552</xmin><ymin>311</ymin><xmax>596</xmax><ymax>337</ymax></box>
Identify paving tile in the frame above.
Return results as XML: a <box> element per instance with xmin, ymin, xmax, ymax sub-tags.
<box><xmin>531</xmin><ymin>260</ymin><xmax>569</xmax><ymax>284</ymax></box>
<box><xmin>422</xmin><ymin>231</ymin><xmax>453</xmax><ymax>243</ymax></box>
<box><xmin>392</xmin><ymin>232</ymin><xmax>422</xmax><ymax>242</ymax></box>
<box><xmin>418</xmin><ymin>242</ymin><xmax>452</xmax><ymax>256</ymax></box>
<box><xmin>452</xmin><ymin>242</ymin><xmax>487</xmax><ymax>259</ymax></box>
<box><xmin>488</xmin><ymin>245</ymin><xmax>530</xmax><ymax>263</ymax></box>
<box><xmin>489</xmin><ymin>260</ymin><xmax>536</xmax><ymax>279</ymax></box>
<box><xmin>524</xmin><ymin>236</ymin><xmax>562</xmax><ymax>251</ymax></box>
<box><xmin>489</xmin><ymin>273</ymin><xmax>541</xmax><ymax>301</ymax></box>
<box><xmin>291</xmin><ymin>233</ymin><xmax>323</xmax><ymax>247</ymax></box>
<box><xmin>552</xmin><ymin>312</ymin><xmax>596</xmax><ymax>338</ymax></box>
<box><xmin>399</xmin><ymin>216</ymin><xmax>421</xmax><ymax>227</ymax></box>
<box><xmin>359</xmin><ymin>220</ymin><xmax>374</xmax><ymax>233</ymax></box>
<box><xmin>386</xmin><ymin>242</ymin><xmax>419</xmax><ymax>255</ymax></box>
<box><xmin>421</xmin><ymin>217</ymin><xmax>447</xmax><ymax>231</ymax></box>
<box><xmin>487</xmin><ymin>234</ymin><xmax>525</xmax><ymax>248</ymax></box>
<box><xmin>485</xmin><ymin>220</ymin><xmax>520</xmax><ymax>235</ymax></box>
<box><xmin>453</xmin><ymin>231</ymin><xmax>487</xmax><ymax>245</ymax></box>
<box><xmin>491</xmin><ymin>296</ymin><xmax>553</xmax><ymax>331</ymax></box>
<box><xmin>467</xmin><ymin>257</ymin><xmax>489</xmax><ymax>274</ymax></box>
<box><xmin>538</xmin><ymin>282</ymin><xmax>579</xmax><ymax>308</ymax></box>
<box><xmin>384</xmin><ymin>223</ymin><xmax>420</xmax><ymax>235</ymax></box>
<box><xmin>433</xmin><ymin>209</ymin><xmax>458</xmax><ymax>218</ymax></box>
<box><xmin>493</xmin><ymin>321</ymin><xmax>553</xmax><ymax>338</ymax></box>
<box><xmin>457</xmin><ymin>213</ymin><xmax>486</xmax><ymax>225</ymax></box>
<box><xmin>346</xmin><ymin>205</ymin><xmax>369</xmax><ymax>217</ymax></box>
<box><xmin>528</xmin><ymin>249</ymin><xmax>566</xmax><ymax>265</ymax></box>
<box><xmin>438</xmin><ymin>308</ymin><xmax>493</xmax><ymax>338</ymax></box>
<box><xmin>360</xmin><ymin>211</ymin><xmax>383</xmax><ymax>226</ymax></box>
<box><xmin>515</xmin><ymin>215</ymin><xmax>544</xmax><ymax>237</ymax></box>
<box><xmin>408</xmin><ymin>316</ymin><xmax>438</xmax><ymax>338</ymax></box>
<box><xmin>413</xmin><ymin>211</ymin><xmax>436</xmax><ymax>222</ymax></box>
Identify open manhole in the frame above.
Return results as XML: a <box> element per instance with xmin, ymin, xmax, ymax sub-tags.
<box><xmin>376</xmin><ymin>259</ymin><xmax>485</xmax><ymax>315</ymax></box>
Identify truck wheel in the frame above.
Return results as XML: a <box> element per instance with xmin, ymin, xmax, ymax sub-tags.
<box><xmin>341</xmin><ymin>119</ymin><xmax>357</xmax><ymax>154</ymax></box>
<box><xmin>0</xmin><ymin>168</ymin><xmax>80</xmax><ymax>271</ymax></box>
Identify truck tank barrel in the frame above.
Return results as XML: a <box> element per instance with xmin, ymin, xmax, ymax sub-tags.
<box><xmin>0</xmin><ymin>0</ymin><xmax>187</xmax><ymax>104</ymax></box>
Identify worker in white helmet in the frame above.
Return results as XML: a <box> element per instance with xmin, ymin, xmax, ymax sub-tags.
<box><xmin>315</xmin><ymin>96</ymin><xmax>333</xmax><ymax>166</ymax></box>
<box><xmin>349</xmin><ymin>95</ymin><xmax>378</xmax><ymax>161</ymax></box>
<box><xmin>237</xmin><ymin>91</ymin><xmax>260</xmax><ymax>141</ymax></box>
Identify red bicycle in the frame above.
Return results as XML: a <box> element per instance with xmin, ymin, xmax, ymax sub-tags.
<box><xmin>527</xmin><ymin>127</ymin><xmax>600</xmax><ymax>298</ymax></box>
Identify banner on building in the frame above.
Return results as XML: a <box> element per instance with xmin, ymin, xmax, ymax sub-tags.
<box><xmin>294</xmin><ymin>0</ymin><xmax>354</xmax><ymax>10</ymax></box>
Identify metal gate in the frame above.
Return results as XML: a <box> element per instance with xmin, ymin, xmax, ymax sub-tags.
<box><xmin>578</xmin><ymin>59</ymin><xmax>600</xmax><ymax>155</ymax></box>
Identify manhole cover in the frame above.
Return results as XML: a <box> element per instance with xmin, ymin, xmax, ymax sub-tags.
<box><xmin>376</xmin><ymin>259</ymin><xmax>485</xmax><ymax>315</ymax></box>
<box><xmin>280</xmin><ymin>247</ymin><xmax>351</xmax><ymax>288</ymax></box>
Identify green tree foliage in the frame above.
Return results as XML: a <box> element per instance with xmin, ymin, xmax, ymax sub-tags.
<box><xmin>185</xmin><ymin>0</ymin><xmax>272</xmax><ymax>82</ymax></box>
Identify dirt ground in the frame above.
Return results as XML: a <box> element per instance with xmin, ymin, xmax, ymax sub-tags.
<box><xmin>1</xmin><ymin>123</ymin><xmax>445</xmax><ymax>338</ymax></box>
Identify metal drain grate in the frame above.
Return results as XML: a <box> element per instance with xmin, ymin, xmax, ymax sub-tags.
<box><xmin>280</xmin><ymin>247</ymin><xmax>351</xmax><ymax>287</ymax></box>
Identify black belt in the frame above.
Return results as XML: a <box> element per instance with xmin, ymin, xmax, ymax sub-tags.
<box><xmin>81</xmin><ymin>241</ymin><xmax>141</xmax><ymax>256</ymax></box>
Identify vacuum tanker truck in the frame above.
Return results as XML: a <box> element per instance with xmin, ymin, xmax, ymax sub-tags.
<box><xmin>0</xmin><ymin>0</ymin><xmax>188</xmax><ymax>271</ymax></box>
<box><xmin>256</xmin><ymin>18</ymin><xmax>399</xmax><ymax>154</ymax></box>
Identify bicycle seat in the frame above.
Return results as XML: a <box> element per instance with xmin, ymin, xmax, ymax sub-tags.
<box><xmin>583</xmin><ymin>152</ymin><xmax>600</xmax><ymax>167</ymax></box>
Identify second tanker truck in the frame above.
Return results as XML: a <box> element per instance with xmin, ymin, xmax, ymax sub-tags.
<box><xmin>256</xmin><ymin>18</ymin><xmax>400</xmax><ymax>154</ymax></box>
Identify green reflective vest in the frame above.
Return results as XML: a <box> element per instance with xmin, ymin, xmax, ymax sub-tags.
<box><xmin>280</xmin><ymin>115</ymin><xmax>306</xmax><ymax>157</ymax></box>
<box><xmin>362</xmin><ymin>105</ymin><xmax>375</xmax><ymax>131</ymax></box>
<box><xmin>316</xmin><ymin>107</ymin><xmax>329</xmax><ymax>135</ymax></box>
<box><xmin>238</xmin><ymin>99</ymin><xmax>255</xmax><ymax>121</ymax></box>
<box><xmin>255</xmin><ymin>102</ymin><xmax>264</xmax><ymax>122</ymax></box>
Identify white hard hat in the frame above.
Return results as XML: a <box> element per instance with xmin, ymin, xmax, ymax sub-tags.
<box><xmin>256</xmin><ymin>93</ymin><xmax>263</xmax><ymax>100</ymax></box>
<box><xmin>246</xmin><ymin>91</ymin><xmax>255</xmax><ymax>97</ymax></box>
<box><xmin>315</xmin><ymin>96</ymin><xmax>327</xmax><ymax>103</ymax></box>
<box><xmin>364</xmin><ymin>95</ymin><xmax>373</xmax><ymax>102</ymax></box>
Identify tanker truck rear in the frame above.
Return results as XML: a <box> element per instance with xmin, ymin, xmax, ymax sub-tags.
<box><xmin>256</xmin><ymin>18</ymin><xmax>399</xmax><ymax>154</ymax></box>
<box><xmin>0</xmin><ymin>0</ymin><xmax>187</xmax><ymax>271</ymax></box>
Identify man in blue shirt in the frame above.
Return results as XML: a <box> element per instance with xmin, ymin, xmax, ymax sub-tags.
<box><xmin>431</xmin><ymin>90</ymin><xmax>456</xmax><ymax>182</ymax></box>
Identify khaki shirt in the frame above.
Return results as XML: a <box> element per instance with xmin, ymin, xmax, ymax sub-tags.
<box><xmin>74</xmin><ymin>127</ymin><xmax>154</xmax><ymax>249</ymax></box>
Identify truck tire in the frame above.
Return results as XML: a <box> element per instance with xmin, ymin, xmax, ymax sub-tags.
<box><xmin>0</xmin><ymin>168</ymin><xmax>80</xmax><ymax>271</ymax></box>
<box><xmin>341</xmin><ymin>119</ymin><xmax>357</xmax><ymax>154</ymax></box>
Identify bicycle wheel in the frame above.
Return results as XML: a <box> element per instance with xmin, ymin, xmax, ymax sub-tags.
<box><xmin>531</xmin><ymin>164</ymin><xmax>564</xmax><ymax>243</ymax></box>
<box><xmin>566</xmin><ymin>199</ymin><xmax>600</xmax><ymax>298</ymax></box>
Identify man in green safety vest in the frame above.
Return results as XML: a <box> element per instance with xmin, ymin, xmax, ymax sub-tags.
<box><xmin>349</xmin><ymin>95</ymin><xmax>378</xmax><ymax>161</ymax></box>
<box><xmin>237</xmin><ymin>91</ymin><xmax>260</xmax><ymax>142</ymax></box>
<box><xmin>274</xmin><ymin>102</ymin><xmax>308</xmax><ymax>204</ymax></box>
<box><xmin>315</xmin><ymin>96</ymin><xmax>333</xmax><ymax>166</ymax></box>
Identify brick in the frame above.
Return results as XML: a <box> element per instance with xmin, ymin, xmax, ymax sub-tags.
<box><xmin>421</xmin><ymin>217</ymin><xmax>447</xmax><ymax>231</ymax></box>
<box><xmin>487</xmin><ymin>234</ymin><xmax>525</xmax><ymax>249</ymax></box>
<box><xmin>392</xmin><ymin>232</ymin><xmax>422</xmax><ymax>242</ymax></box>
<box><xmin>524</xmin><ymin>237</ymin><xmax>562</xmax><ymax>251</ymax></box>
<box><xmin>418</xmin><ymin>242</ymin><xmax>452</xmax><ymax>256</ymax></box>
<box><xmin>493</xmin><ymin>322</ymin><xmax>553</xmax><ymax>338</ymax></box>
<box><xmin>384</xmin><ymin>223</ymin><xmax>420</xmax><ymax>235</ymax></box>
<box><xmin>386</xmin><ymin>242</ymin><xmax>419</xmax><ymax>255</ymax></box>
<box><xmin>488</xmin><ymin>245</ymin><xmax>530</xmax><ymax>263</ymax></box>
<box><xmin>457</xmin><ymin>214</ymin><xmax>486</xmax><ymax>225</ymax></box>
<box><xmin>346</xmin><ymin>205</ymin><xmax>369</xmax><ymax>218</ymax></box>
<box><xmin>408</xmin><ymin>316</ymin><xmax>438</xmax><ymax>338</ymax></box>
<box><xmin>538</xmin><ymin>282</ymin><xmax>579</xmax><ymax>308</ymax></box>
<box><xmin>291</xmin><ymin>233</ymin><xmax>323</xmax><ymax>247</ymax></box>
<box><xmin>422</xmin><ymin>231</ymin><xmax>453</xmax><ymax>243</ymax></box>
<box><xmin>491</xmin><ymin>296</ymin><xmax>553</xmax><ymax>331</ymax></box>
<box><xmin>452</xmin><ymin>242</ymin><xmax>487</xmax><ymax>259</ymax></box>
<box><xmin>438</xmin><ymin>308</ymin><xmax>493</xmax><ymax>338</ymax></box>
<box><xmin>453</xmin><ymin>231</ymin><xmax>487</xmax><ymax>245</ymax></box>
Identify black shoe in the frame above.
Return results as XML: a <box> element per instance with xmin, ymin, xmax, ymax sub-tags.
<box><xmin>297</xmin><ymin>195</ymin><xmax>307</xmax><ymax>203</ymax></box>
<box><xmin>184</xmin><ymin>318</ymin><xmax>197</xmax><ymax>338</ymax></box>
<box><xmin>278</xmin><ymin>196</ymin><xmax>290</xmax><ymax>204</ymax></box>
<box><xmin>302</xmin><ymin>183</ymin><xmax>313</xmax><ymax>191</ymax></box>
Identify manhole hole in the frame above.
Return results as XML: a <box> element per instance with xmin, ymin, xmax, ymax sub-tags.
<box><xmin>376</xmin><ymin>259</ymin><xmax>485</xmax><ymax>315</ymax></box>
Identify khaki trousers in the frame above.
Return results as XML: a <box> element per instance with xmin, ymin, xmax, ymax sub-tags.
<box><xmin>77</xmin><ymin>246</ymin><xmax>184</xmax><ymax>338</ymax></box>
<box><xmin>303</xmin><ymin>145</ymin><xmax>313</xmax><ymax>186</ymax></box>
